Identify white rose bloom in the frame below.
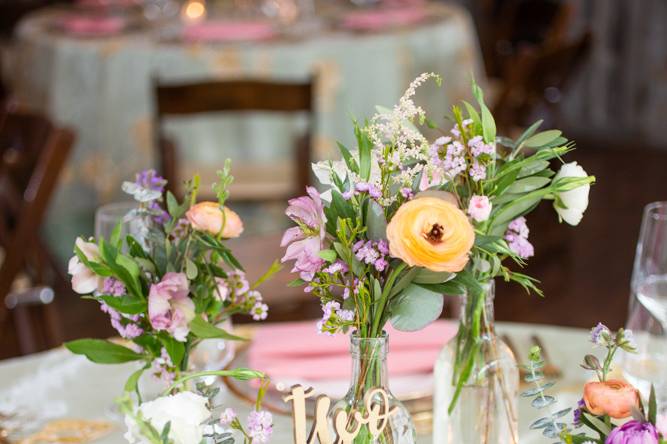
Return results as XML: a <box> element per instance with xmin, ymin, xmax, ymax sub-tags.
<box><xmin>553</xmin><ymin>162</ymin><xmax>590</xmax><ymax>226</ymax></box>
<box><xmin>124</xmin><ymin>392</ymin><xmax>211</xmax><ymax>444</ymax></box>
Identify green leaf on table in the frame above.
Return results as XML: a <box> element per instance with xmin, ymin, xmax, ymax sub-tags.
<box><xmin>413</xmin><ymin>268</ymin><xmax>454</xmax><ymax>284</ymax></box>
<box><xmin>159</xmin><ymin>335</ymin><xmax>185</xmax><ymax>367</ymax></box>
<box><xmin>390</xmin><ymin>284</ymin><xmax>444</xmax><ymax>331</ymax></box>
<box><xmin>524</xmin><ymin>130</ymin><xmax>562</xmax><ymax>148</ymax></box>
<box><xmin>185</xmin><ymin>258</ymin><xmax>198</xmax><ymax>280</ymax></box>
<box><xmin>189</xmin><ymin>316</ymin><xmax>246</xmax><ymax>341</ymax></box>
<box><xmin>365</xmin><ymin>199</ymin><xmax>387</xmax><ymax>241</ymax></box>
<box><xmin>318</xmin><ymin>249</ymin><xmax>337</xmax><ymax>263</ymax></box>
<box><xmin>65</xmin><ymin>339</ymin><xmax>143</xmax><ymax>364</ymax></box>
<box><xmin>98</xmin><ymin>294</ymin><xmax>146</xmax><ymax>315</ymax></box>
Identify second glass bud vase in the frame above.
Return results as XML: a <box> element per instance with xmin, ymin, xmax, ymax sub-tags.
<box><xmin>329</xmin><ymin>332</ymin><xmax>416</xmax><ymax>443</ymax></box>
<box><xmin>433</xmin><ymin>280</ymin><xmax>520</xmax><ymax>444</ymax></box>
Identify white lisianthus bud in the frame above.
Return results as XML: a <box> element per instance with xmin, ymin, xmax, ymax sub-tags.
<box><xmin>553</xmin><ymin>162</ymin><xmax>591</xmax><ymax>226</ymax></box>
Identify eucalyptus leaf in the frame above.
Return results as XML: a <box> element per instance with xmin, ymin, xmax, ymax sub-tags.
<box><xmin>389</xmin><ymin>284</ymin><xmax>444</xmax><ymax>331</ymax></box>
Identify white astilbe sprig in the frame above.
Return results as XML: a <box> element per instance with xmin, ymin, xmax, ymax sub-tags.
<box><xmin>365</xmin><ymin>72</ymin><xmax>442</xmax><ymax>206</ymax></box>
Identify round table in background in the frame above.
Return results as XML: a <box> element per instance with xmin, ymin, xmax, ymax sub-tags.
<box><xmin>8</xmin><ymin>2</ymin><xmax>482</xmax><ymax>260</ymax></box>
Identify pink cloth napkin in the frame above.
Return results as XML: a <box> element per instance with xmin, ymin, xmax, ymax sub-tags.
<box><xmin>59</xmin><ymin>15</ymin><xmax>126</xmax><ymax>36</ymax></box>
<box><xmin>248</xmin><ymin>320</ymin><xmax>456</xmax><ymax>381</ymax></box>
<box><xmin>182</xmin><ymin>20</ymin><xmax>276</xmax><ymax>43</ymax></box>
<box><xmin>340</xmin><ymin>7</ymin><xmax>427</xmax><ymax>32</ymax></box>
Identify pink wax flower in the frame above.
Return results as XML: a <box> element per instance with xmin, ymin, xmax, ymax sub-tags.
<box><xmin>467</xmin><ymin>195</ymin><xmax>492</xmax><ymax>222</ymax></box>
<box><xmin>605</xmin><ymin>420</ymin><xmax>659</xmax><ymax>444</ymax></box>
<box><xmin>281</xmin><ymin>186</ymin><xmax>327</xmax><ymax>281</ymax></box>
<box><xmin>148</xmin><ymin>272</ymin><xmax>195</xmax><ymax>342</ymax></box>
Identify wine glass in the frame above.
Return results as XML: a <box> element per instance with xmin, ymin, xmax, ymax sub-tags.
<box><xmin>622</xmin><ymin>202</ymin><xmax>667</xmax><ymax>415</ymax></box>
<box><xmin>94</xmin><ymin>201</ymin><xmax>142</xmax><ymax>242</ymax></box>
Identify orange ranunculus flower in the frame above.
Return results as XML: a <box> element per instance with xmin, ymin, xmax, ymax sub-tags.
<box><xmin>186</xmin><ymin>202</ymin><xmax>244</xmax><ymax>238</ymax></box>
<box><xmin>386</xmin><ymin>197</ymin><xmax>474</xmax><ymax>272</ymax></box>
<box><xmin>583</xmin><ymin>379</ymin><xmax>640</xmax><ymax>419</ymax></box>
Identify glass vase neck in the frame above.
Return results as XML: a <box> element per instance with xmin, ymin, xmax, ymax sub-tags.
<box><xmin>459</xmin><ymin>280</ymin><xmax>496</xmax><ymax>334</ymax></box>
<box><xmin>349</xmin><ymin>332</ymin><xmax>389</xmax><ymax>390</ymax></box>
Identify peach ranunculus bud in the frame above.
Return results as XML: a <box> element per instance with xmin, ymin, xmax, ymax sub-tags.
<box><xmin>386</xmin><ymin>196</ymin><xmax>475</xmax><ymax>272</ymax></box>
<box><xmin>186</xmin><ymin>202</ymin><xmax>244</xmax><ymax>238</ymax></box>
<box><xmin>583</xmin><ymin>379</ymin><xmax>640</xmax><ymax>419</ymax></box>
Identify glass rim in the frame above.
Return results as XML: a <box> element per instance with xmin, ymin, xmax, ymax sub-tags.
<box><xmin>351</xmin><ymin>330</ymin><xmax>388</xmax><ymax>341</ymax></box>
<box><xmin>644</xmin><ymin>201</ymin><xmax>667</xmax><ymax>221</ymax></box>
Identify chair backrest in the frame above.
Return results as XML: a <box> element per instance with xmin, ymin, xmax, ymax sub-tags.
<box><xmin>0</xmin><ymin>109</ymin><xmax>74</xmax><ymax>354</ymax></box>
<box><xmin>153</xmin><ymin>78</ymin><xmax>315</xmax><ymax>200</ymax></box>
<box><xmin>492</xmin><ymin>31</ymin><xmax>591</xmax><ymax>131</ymax></box>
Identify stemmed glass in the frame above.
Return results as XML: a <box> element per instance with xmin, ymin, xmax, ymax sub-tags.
<box><xmin>622</xmin><ymin>202</ymin><xmax>667</xmax><ymax>414</ymax></box>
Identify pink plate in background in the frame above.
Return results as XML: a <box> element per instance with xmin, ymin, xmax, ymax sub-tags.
<box><xmin>340</xmin><ymin>7</ymin><xmax>428</xmax><ymax>32</ymax></box>
<box><xmin>57</xmin><ymin>15</ymin><xmax>127</xmax><ymax>37</ymax></box>
<box><xmin>182</xmin><ymin>20</ymin><xmax>277</xmax><ymax>43</ymax></box>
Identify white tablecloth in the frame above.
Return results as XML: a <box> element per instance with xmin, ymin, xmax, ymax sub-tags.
<box><xmin>0</xmin><ymin>322</ymin><xmax>591</xmax><ymax>443</ymax></box>
<box><xmin>8</xmin><ymin>4</ymin><xmax>482</xmax><ymax>260</ymax></box>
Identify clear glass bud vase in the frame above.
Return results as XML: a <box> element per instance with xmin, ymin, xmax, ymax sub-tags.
<box><xmin>433</xmin><ymin>280</ymin><xmax>519</xmax><ymax>444</ymax></box>
<box><xmin>329</xmin><ymin>332</ymin><xmax>416</xmax><ymax>444</ymax></box>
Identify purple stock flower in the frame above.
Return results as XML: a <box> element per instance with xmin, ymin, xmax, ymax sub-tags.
<box><xmin>605</xmin><ymin>420</ymin><xmax>659</xmax><ymax>444</ymax></box>
<box><xmin>469</xmin><ymin>160</ymin><xmax>487</xmax><ymax>182</ymax></box>
<box><xmin>281</xmin><ymin>187</ymin><xmax>327</xmax><ymax>281</ymax></box>
<box><xmin>135</xmin><ymin>169</ymin><xmax>166</xmax><ymax>193</ymax></box>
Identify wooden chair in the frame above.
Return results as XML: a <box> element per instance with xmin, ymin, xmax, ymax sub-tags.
<box><xmin>0</xmin><ymin>109</ymin><xmax>74</xmax><ymax>355</ymax></box>
<box><xmin>492</xmin><ymin>31</ymin><xmax>591</xmax><ymax>133</ymax></box>
<box><xmin>153</xmin><ymin>78</ymin><xmax>316</xmax><ymax>201</ymax></box>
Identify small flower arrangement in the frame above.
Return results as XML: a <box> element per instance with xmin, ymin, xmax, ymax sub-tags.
<box><xmin>526</xmin><ymin>323</ymin><xmax>666</xmax><ymax>444</ymax></box>
<box><xmin>65</xmin><ymin>162</ymin><xmax>278</xmax><ymax>443</ymax></box>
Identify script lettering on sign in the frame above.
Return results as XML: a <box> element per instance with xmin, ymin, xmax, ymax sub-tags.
<box><xmin>282</xmin><ymin>385</ymin><xmax>398</xmax><ymax>444</ymax></box>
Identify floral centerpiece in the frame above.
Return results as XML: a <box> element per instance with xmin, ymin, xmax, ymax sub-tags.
<box><xmin>281</xmin><ymin>73</ymin><xmax>595</xmax><ymax>443</ymax></box>
<box><xmin>525</xmin><ymin>323</ymin><xmax>666</xmax><ymax>444</ymax></box>
<box><xmin>65</xmin><ymin>162</ymin><xmax>278</xmax><ymax>444</ymax></box>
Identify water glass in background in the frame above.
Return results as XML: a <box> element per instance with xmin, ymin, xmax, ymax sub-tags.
<box><xmin>94</xmin><ymin>201</ymin><xmax>141</xmax><ymax>242</ymax></box>
<box><xmin>622</xmin><ymin>202</ymin><xmax>667</xmax><ymax>413</ymax></box>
